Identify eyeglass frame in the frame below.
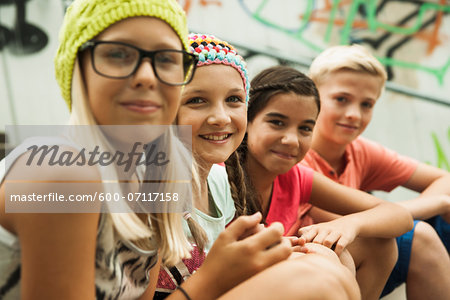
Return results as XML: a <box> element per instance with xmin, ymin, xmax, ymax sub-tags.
<box><xmin>79</xmin><ymin>40</ymin><xmax>198</xmax><ymax>86</ymax></box>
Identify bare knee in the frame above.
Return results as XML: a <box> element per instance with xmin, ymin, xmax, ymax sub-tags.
<box><xmin>349</xmin><ymin>237</ymin><xmax>397</xmax><ymax>271</ymax></box>
<box><xmin>409</xmin><ymin>221</ymin><xmax>447</xmax><ymax>271</ymax></box>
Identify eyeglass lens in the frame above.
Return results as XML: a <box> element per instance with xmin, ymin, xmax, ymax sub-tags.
<box><xmin>92</xmin><ymin>43</ymin><xmax>193</xmax><ymax>85</ymax></box>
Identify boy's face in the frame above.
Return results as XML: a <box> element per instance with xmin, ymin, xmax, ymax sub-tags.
<box><xmin>315</xmin><ymin>70</ymin><xmax>383</xmax><ymax>146</ymax></box>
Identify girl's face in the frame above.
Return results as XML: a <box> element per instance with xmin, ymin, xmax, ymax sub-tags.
<box><xmin>177</xmin><ymin>64</ymin><xmax>247</xmax><ymax>165</ymax></box>
<box><xmin>315</xmin><ymin>70</ymin><xmax>382</xmax><ymax>146</ymax></box>
<box><xmin>81</xmin><ymin>17</ymin><xmax>183</xmax><ymax>126</ymax></box>
<box><xmin>247</xmin><ymin>92</ymin><xmax>318</xmax><ymax>176</ymax></box>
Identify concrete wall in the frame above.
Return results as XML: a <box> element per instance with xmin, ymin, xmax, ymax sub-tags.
<box><xmin>183</xmin><ymin>0</ymin><xmax>450</xmax><ymax>201</ymax></box>
<box><xmin>1</xmin><ymin>1</ymin><xmax>449</xmax><ymax>203</ymax></box>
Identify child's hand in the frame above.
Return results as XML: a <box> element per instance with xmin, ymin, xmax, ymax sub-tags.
<box><xmin>196</xmin><ymin>213</ymin><xmax>292</xmax><ymax>297</ymax></box>
<box><xmin>297</xmin><ymin>219</ymin><xmax>358</xmax><ymax>256</ymax></box>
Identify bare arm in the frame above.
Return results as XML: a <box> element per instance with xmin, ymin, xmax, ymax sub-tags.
<box><xmin>1</xmin><ymin>152</ymin><xmax>102</xmax><ymax>300</ymax></box>
<box><xmin>400</xmin><ymin>163</ymin><xmax>450</xmax><ymax>220</ymax></box>
<box><xmin>300</xmin><ymin>172</ymin><xmax>413</xmax><ymax>254</ymax></box>
<box><xmin>219</xmin><ymin>252</ymin><xmax>360</xmax><ymax>300</ymax></box>
<box><xmin>167</xmin><ymin>213</ymin><xmax>293</xmax><ymax>300</ymax></box>
<box><xmin>139</xmin><ymin>256</ymin><xmax>161</xmax><ymax>300</ymax></box>
<box><xmin>310</xmin><ymin>172</ymin><xmax>413</xmax><ymax>236</ymax></box>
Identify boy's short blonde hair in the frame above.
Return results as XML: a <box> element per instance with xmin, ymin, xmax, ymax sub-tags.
<box><xmin>309</xmin><ymin>44</ymin><xmax>387</xmax><ymax>89</ymax></box>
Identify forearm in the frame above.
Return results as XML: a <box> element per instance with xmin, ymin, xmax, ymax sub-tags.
<box><xmin>398</xmin><ymin>194</ymin><xmax>450</xmax><ymax>220</ymax></box>
<box><xmin>420</xmin><ymin>173</ymin><xmax>450</xmax><ymax>196</ymax></box>
<box><xmin>167</xmin><ymin>264</ymin><xmax>226</xmax><ymax>300</ymax></box>
<box><xmin>400</xmin><ymin>173</ymin><xmax>450</xmax><ymax>219</ymax></box>
<box><xmin>344</xmin><ymin>202</ymin><xmax>413</xmax><ymax>238</ymax></box>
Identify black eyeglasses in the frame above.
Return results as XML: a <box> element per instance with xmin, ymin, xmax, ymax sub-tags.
<box><xmin>79</xmin><ymin>40</ymin><xmax>197</xmax><ymax>86</ymax></box>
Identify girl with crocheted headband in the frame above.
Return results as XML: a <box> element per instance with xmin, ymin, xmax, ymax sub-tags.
<box><xmin>155</xmin><ymin>34</ymin><xmax>361</xmax><ymax>299</ymax></box>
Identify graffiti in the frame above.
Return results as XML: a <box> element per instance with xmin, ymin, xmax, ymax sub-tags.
<box><xmin>237</xmin><ymin>0</ymin><xmax>450</xmax><ymax>84</ymax></box>
<box><xmin>178</xmin><ymin>0</ymin><xmax>222</xmax><ymax>15</ymax></box>
<box><xmin>430</xmin><ymin>129</ymin><xmax>450</xmax><ymax>171</ymax></box>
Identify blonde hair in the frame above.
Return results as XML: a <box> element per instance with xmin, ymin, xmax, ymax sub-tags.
<box><xmin>69</xmin><ymin>59</ymin><xmax>198</xmax><ymax>265</ymax></box>
<box><xmin>309</xmin><ymin>44</ymin><xmax>387</xmax><ymax>90</ymax></box>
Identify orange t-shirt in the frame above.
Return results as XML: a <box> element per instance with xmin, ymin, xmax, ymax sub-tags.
<box><xmin>301</xmin><ymin>136</ymin><xmax>418</xmax><ymax>191</ymax></box>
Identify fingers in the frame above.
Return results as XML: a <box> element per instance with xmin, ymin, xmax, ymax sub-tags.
<box><xmin>320</xmin><ymin>231</ymin><xmax>341</xmax><ymax>249</ymax></box>
<box><xmin>298</xmin><ymin>225</ymin><xmax>317</xmax><ymax>242</ymax></box>
<box><xmin>285</xmin><ymin>236</ymin><xmax>300</xmax><ymax>247</ymax></box>
<box><xmin>333</xmin><ymin>236</ymin><xmax>350</xmax><ymax>256</ymax></box>
<box><xmin>260</xmin><ymin>236</ymin><xmax>292</xmax><ymax>266</ymax></box>
<box><xmin>221</xmin><ymin>212</ymin><xmax>262</xmax><ymax>242</ymax></box>
<box><xmin>238</xmin><ymin>223</ymin><xmax>265</xmax><ymax>241</ymax></box>
<box><xmin>244</xmin><ymin>222</ymin><xmax>285</xmax><ymax>250</ymax></box>
<box><xmin>298</xmin><ymin>225</ymin><xmax>352</xmax><ymax>255</ymax></box>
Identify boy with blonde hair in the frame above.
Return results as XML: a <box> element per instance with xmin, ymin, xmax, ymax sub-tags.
<box><xmin>302</xmin><ymin>44</ymin><xmax>450</xmax><ymax>299</ymax></box>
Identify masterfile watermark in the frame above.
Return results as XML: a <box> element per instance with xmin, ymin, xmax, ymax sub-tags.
<box><xmin>25</xmin><ymin>142</ymin><xmax>169</xmax><ymax>172</ymax></box>
<box><xmin>4</xmin><ymin>125</ymin><xmax>193</xmax><ymax>213</ymax></box>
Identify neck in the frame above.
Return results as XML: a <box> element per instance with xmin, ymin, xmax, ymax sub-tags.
<box><xmin>245</xmin><ymin>155</ymin><xmax>276</xmax><ymax>216</ymax></box>
<box><xmin>311</xmin><ymin>133</ymin><xmax>347</xmax><ymax>174</ymax></box>
<box><xmin>196</xmin><ymin>159</ymin><xmax>213</xmax><ymax>214</ymax></box>
<box><xmin>197</xmin><ymin>159</ymin><xmax>213</xmax><ymax>183</ymax></box>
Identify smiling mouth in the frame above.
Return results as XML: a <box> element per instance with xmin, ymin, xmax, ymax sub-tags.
<box><xmin>200</xmin><ymin>134</ymin><xmax>232</xmax><ymax>141</ymax></box>
<box><xmin>338</xmin><ymin>123</ymin><xmax>358</xmax><ymax>130</ymax></box>
<box><xmin>121</xmin><ymin>102</ymin><xmax>161</xmax><ymax>113</ymax></box>
<box><xmin>271</xmin><ymin>150</ymin><xmax>296</xmax><ymax>160</ymax></box>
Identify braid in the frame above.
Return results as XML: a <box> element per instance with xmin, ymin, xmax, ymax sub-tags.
<box><xmin>225</xmin><ymin>137</ymin><xmax>264</xmax><ymax>221</ymax></box>
<box><xmin>225</xmin><ymin>151</ymin><xmax>248</xmax><ymax>216</ymax></box>
<box><xmin>249</xmin><ymin>82</ymin><xmax>289</xmax><ymax>96</ymax></box>
<box><xmin>185</xmin><ymin>215</ymin><xmax>208</xmax><ymax>253</ymax></box>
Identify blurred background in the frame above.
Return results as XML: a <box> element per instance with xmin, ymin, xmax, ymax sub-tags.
<box><xmin>1</xmin><ymin>0</ymin><xmax>449</xmax><ymax>298</ymax></box>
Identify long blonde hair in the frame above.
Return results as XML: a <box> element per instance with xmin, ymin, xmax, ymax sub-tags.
<box><xmin>69</xmin><ymin>59</ymin><xmax>199</xmax><ymax>265</ymax></box>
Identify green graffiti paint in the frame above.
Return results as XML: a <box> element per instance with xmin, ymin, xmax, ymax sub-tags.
<box><xmin>245</xmin><ymin>0</ymin><xmax>450</xmax><ymax>84</ymax></box>
<box><xmin>377</xmin><ymin>57</ymin><xmax>450</xmax><ymax>85</ymax></box>
<box><xmin>431</xmin><ymin>130</ymin><xmax>450</xmax><ymax>171</ymax></box>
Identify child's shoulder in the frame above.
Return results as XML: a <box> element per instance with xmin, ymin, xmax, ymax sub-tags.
<box><xmin>207</xmin><ymin>164</ymin><xmax>230</xmax><ymax>194</ymax></box>
<box><xmin>207</xmin><ymin>163</ymin><xmax>227</xmax><ymax>181</ymax></box>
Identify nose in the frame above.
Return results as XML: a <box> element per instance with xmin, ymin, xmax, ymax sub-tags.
<box><xmin>345</xmin><ymin>104</ymin><xmax>361</xmax><ymax>121</ymax></box>
<box><xmin>207</xmin><ymin>103</ymin><xmax>231</xmax><ymax>127</ymax></box>
<box><xmin>130</xmin><ymin>58</ymin><xmax>157</xmax><ymax>89</ymax></box>
<box><xmin>281</xmin><ymin>128</ymin><xmax>299</xmax><ymax>148</ymax></box>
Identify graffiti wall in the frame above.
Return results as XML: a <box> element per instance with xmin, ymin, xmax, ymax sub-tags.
<box><xmin>183</xmin><ymin>0</ymin><xmax>450</xmax><ymax>200</ymax></box>
<box><xmin>0</xmin><ymin>0</ymin><xmax>449</xmax><ymax>201</ymax></box>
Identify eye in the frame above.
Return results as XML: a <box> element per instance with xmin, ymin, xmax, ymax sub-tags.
<box><xmin>361</xmin><ymin>101</ymin><xmax>374</xmax><ymax>109</ymax></box>
<box><xmin>268</xmin><ymin>120</ymin><xmax>284</xmax><ymax>127</ymax></box>
<box><xmin>335</xmin><ymin>96</ymin><xmax>347</xmax><ymax>103</ymax></box>
<box><xmin>299</xmin><ymin>125</ymin><xmax>314</xmax><ymax>134</ymax></box>
<box><xmin>102</xmin><ymin>47</ymin><xmax>136</xmax><ymax>63</ymax></box>
<box><xmin>155</xmin><ymin>51</ymin><xmax>180</xmax><ymax>65</ymax></box>
<box><xmin>184</xmin><ymin>97</ymin><xmax>205</xmax><ymax>105</ymax></box>
<box><xmin>226</xmin><ymin>95</ymin><xmax>244</xmax><ymax>103</ymax></box>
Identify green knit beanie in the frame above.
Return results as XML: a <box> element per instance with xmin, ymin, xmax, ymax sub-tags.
<box><xmin>54</xmin><ymin>0</ymin><xmax>188</xmax><ymax>110</ymax></box>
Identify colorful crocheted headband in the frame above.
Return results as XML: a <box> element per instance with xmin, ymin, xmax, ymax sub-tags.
<box><xmin>55</xmin><ymin>0</ymin><xmax>188</xmax><ymax>110</ymax></box>
<box><xmin>188</xmin><ymin>33</ymin><xmax>249</xmax><ymax>104</ymax></box>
